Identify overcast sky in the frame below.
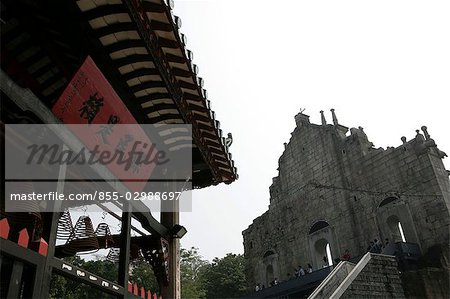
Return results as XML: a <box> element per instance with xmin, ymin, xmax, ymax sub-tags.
<box><xmin>172</xmin><ymin>0</ymin><xmax>450</xmax><ymax>261</ymax></box>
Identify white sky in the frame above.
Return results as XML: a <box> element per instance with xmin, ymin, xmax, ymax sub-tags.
<box><xmin>173</xmin><ymin>0</ymin><xmax>450</xmax><ymax>261</ymax></box>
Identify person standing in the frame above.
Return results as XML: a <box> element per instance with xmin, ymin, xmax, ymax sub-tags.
<box><xmin>373</xmin><ymin>239</ymin><xmax>382</xmax><ymax>253</ymax></box>
<box><xmin>368</xmin><ymin>241</ymin><xmax>375</xmax><ymax>252</ymax></box>
<box><xmin>299</xmin><ymin>265</ymin><xmax>305</xmax><ymax>276</ymax></box>
<box><xmin>322</xmin><ymin>256</ymin><xmax>329</xmax><ymax>267</ymax></box>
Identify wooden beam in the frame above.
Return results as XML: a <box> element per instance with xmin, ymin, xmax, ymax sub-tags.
<box><xmin>4</xmin><ymin>38</ymin><xmax>36</xmax><ymax>58</ymax></box>
<box><xmin>179</xmin><ymin>80</ymin><xmax>200</xmax><ymax>90</ymax></box>
<box><xmin>93</xmin><ymin>22</ymin><xmax>136</xmax><ymax>38</ymax></box>
<box><xmin>51</xmin><ymin>257</ymin><xmax>124</xmax><ymax>296</ymax></box>
<box><xmin>157</xmin><ymin>37</ymin><xmax>179</xmax><ymax>49</ymax></box>
<box><xmin>7</xmin><ymin>261</ymin><xmax>24</xmax><ymax>298</ymax></box>
<box><xmin>160</xmin><ymin>200</ymin><xmax>180</xmax><ymax>299</ymax></box>
<box><xmin>135</xmin><ymin>92</ymin><xmax>171</xmax><ymax>103</ymax></box>
<box><xmin>39</xmin><ymin>73</ymin><xmax>64</xmax><ymax>92</ymax></box>
<box><xmin>188</xmin><ymin>103</ymin><xmax>208</xmax><ymax>113</ymax></box>
<box><xmin>0</xmin><ymin>238</ymin><xmax>46</xmax><ymax>298</ymax></box>
<box><xmin>165</xmin><ymin>53</ymin><xmax>186</xmax><ymax>64</ymax></box>
<box><xmin>4</xmin><ymin>0</ymin><xmax>75</xmax><ymax>80</ymax></box>
<box><xmin>122</xmin><ymin>68</ymin><xmax>160</xmax><ymax>81</ymax></box>
<box><xmin>118</xmin><ymin>211</ymin><xmax>132</xmax><ymax>296</ymax></box>
<box><xmin>182</xmin><ymin>92</ymin><xmax>201</xmax><ymax>102</ymax></box>
<box><xmin>196</xmin><ymin>123</ymin><xmax>215</xmax><ymax>132</ymax></box>
<box><xmin>172</xmin><ymin>67</ymin><xmax>193</xmax><ymax>78</ymax></box>
<box><xmin>130</xmin><ymin>80</ymin><xmax>167</xmax><ymax>93</ymax></box>
<box><xmin>150</xmin><ymin>20</ymin><xmax>172</xmax><ymax>32</ymax></box>
<box><xmin>105</xmin><ymin>39</ymin><xmax>145</xmax><ymax>54</ymax></box>
<box><xmin>141</xmin><ymin>1</ymin><xmax>166</xmax><ymax>13</ymax></box>
<box><xmin>142</xmin><ymin>102</ymin><xmax>177</xmax><ymax>114</ymax></box>
<box><xmin>31</xmin><ymin>62</ymin><xmax>57</xmax><ymax>79</ymax></box>
<box><xmin>113</xmin><ymin>54</ymin><xmax>153</xmax><ymax>67</ymax></box>
<box><xmin>146</xmin><ymin>113</ymin><xmax>182</xmax><ymax>124</ymax></box>
<box><xmin>0</xmin><ymin>69</ymin><xmax>169</xmax><ymax>238</ymax></box>
<box><xmin>193</xmin><ymin>113</ymin><xmax>213</xmax><ymax>124</ymax></box>
<box><xmin>82</xmin><ymin>5</ymin><xmax>127</xmax><ymax>21</ymax></box>
<box><xmin>39</xmin><ymin>145</ymin><xmax>67</xmax><ymax>297</ymax></box>
<box><xmin>200</xmin><ymin>131</ymin><xmax>218</xmax><ymax>140</ymax></box>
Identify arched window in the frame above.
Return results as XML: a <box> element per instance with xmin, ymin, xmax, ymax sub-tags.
<box><xmin>387</xmin><ymin>215</ymin><xmax>407</xmax><ymax>242</ymax></box>
<box><xmin>308</xmin><ymin>221</ymin><xmax>334</xmax><ymax>268</ymax></box>
<box><xmin>378</xmin><ymin>196</ymin><xmax>399</xmax><ymax>208</ymax></box>
<box><xmin>313</xmin><ymin>238</ymin><xmax>333</xmax><ymax>267</ymax></box>
<box><xmin>309</xmin><ymin>221</ymin><xmax>330</xmax><ymax>234</ymax></box>
<box><xmin>377</xmin><ymin>196</ymin><xmax>419</xmax><ymax>247</ymax></box>
<box><xmin>262</xmin><ymin>251</ymin><xmax>277</xmax><ymax>287</ymax></box>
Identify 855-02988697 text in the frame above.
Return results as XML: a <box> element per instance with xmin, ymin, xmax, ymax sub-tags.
<box><xmin>9</xmin><ymin>191</ymin><xmax>183</xmax><ymax>202</ymax></box>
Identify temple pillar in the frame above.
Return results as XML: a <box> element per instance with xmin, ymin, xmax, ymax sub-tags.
<box><xmin>160</xmin><ymin>200</ymin><xmax>180</xmax><ymax>299</ymax></box>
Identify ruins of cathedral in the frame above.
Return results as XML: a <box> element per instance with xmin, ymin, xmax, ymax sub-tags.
<box><xmin>243</xmin><ymin>110</ymin><xmax>449</xmax><ymax>296</ymax></box>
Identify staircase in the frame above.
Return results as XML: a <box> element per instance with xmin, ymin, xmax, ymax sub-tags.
<box><xmin>308</xmin><ymin>253</ymin><xmax>406</xmax><ymax>299</ymax></box>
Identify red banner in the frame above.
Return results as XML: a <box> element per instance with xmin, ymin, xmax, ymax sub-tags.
<box><xmin>52</xmin><ymin>56</ymin><xmax>155</xmax><ymax>192</ymax></box>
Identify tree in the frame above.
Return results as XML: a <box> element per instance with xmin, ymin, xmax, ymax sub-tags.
<box><xmin>129</xmin><ymin>258</ymin><xmax>159</xmax><ymax>293</ymax></box>
<box><xmin>199</xmin><ymin>253</ymin><xmax>248</xmax><ymax>298</ymax></box>
<box><xmin>49</xmin><ymin>256</ymin><xmax>118</xmax><ymax>299</ymax></box>
<box><xmin>49</xmin><ymin>255</ymin><xmax>160</xmax><ymax>298</ymax></box>
<box><xmin>180</xmin><ymin>247</ymin><xmax>209</xmax><ymax>299</ymax></box>
<box><xmin>49</xmin><ymin>248</ymin><xmax>249</xmax><ymax>299</ymax></box>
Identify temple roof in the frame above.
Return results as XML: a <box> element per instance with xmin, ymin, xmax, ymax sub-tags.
<box><xmin>0</xmin><ymin>0</ymin><xmax>237</xmax><ymax>188</ymax></box>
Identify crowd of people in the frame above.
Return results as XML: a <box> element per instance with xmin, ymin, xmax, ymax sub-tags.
<box><xmin>292</xmin><ymin>263</ymin><xmax>313</xmax><ymax>278</ymax></box>
<box><xmin>254</xmin><ymin>263</ymin><xmax>316</xmax><ymax>292</ymax></box>
<box><xmin>254</xmin><ymin>239</ymin><xmax>392</xmax><ymax>293</ymax></box>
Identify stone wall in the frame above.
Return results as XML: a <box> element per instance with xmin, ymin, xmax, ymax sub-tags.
<box><xmin>242</xmin><ymin>110</ymin><xmax>450</xmax><ymax>289</ymax></box>
<box><xmin>401</xmin><ymin>267</ymin><xmax>450</xmax><ymax>299</ymax></box>
<box><xmin>340</xmin><ymin>254</ymin><xmax>405</xmax><ymax>299</ymax></box>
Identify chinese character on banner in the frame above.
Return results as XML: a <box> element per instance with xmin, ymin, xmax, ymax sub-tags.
<box><xmin>96</xmin><ymin>115</ymin><xmax>120</xmax><ymax>144</ymax></box>
<box><xmin>51</xmin><ymin>56</ymin><xmax>156</xmax><ymax>192</ymax></box>
<box><xmin>79</xmin><ymin>93</ymin><xmax>104</xmax><ymax>124</ymax></box>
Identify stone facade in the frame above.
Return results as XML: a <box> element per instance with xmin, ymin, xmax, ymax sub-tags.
<box><xmin>341</xmin><ymin>254</ymin><xmax>405</xmax><ymax>299</ymax></box>
<box><xmin>242</xmin><ymin>110</ymin><xmax>450</xmax><ymax>289</ymax></box>
<box><xmin>401</xmin><ymin>267</ymin><xmax>449</xmax><ymax>299</ymax></box>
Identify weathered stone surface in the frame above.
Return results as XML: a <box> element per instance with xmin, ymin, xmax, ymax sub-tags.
<box><xmin>401</xmin><ymin>267</ymin><xmax>450</xmax><ymax>299</ymax></box>
<box><xmin>340</xmin><ymin>255</ymin><xmax>406</xmax><ymax>299</ymax></box>
<box><xmin>243</xmin><ymin>111</ymin><xmax>450</xmax><ymax>289</ymax></box>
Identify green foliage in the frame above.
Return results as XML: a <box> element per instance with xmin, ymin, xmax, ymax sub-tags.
<box><xmin>49</xmin><ymin>256</ymin><xmax>158</xmax><ymax>299</ymax></box>
<box><xmin>129</xmin><ymin>258</ymin><xmax>159</xmax><ymax>292</ymax></box>
<box><xmin>180</xmin><ymin>247</ymin><xmax>208</xmax><ymax>299</ymax></box>
<box><xmin>49</xmin><ymin>248</ymin><xmax>248</xmax><ymax>299</ymax></box>
<box><xmin>180</xmin><ymin>248</ymin><xmax>248</xmax><ymax>299</ymax></box>
<box><xmin>49</xmin><ymin>256</ymin><xmax>118</xmax><ymax>299</ymax></box>
<box><xmin>199</xmin><ymin>253</ymin><xmax>248</xmax><ymax>299</ymax></box>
